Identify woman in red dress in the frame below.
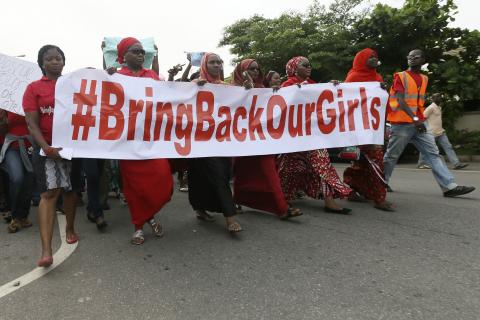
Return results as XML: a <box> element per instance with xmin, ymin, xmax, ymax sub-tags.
<box><xmin>109</xmin><ymin>37</ymin><xmax>173</xmax><ymax>244</ymax></box>
<box><xmin>343</xmin><ymin>48</ymin><xmax>394</xmax><ymax>211</ymax></box>
<box><xmin>278</xmin><ymin>56</ymin><xmax>352</xmax><ymax>214</ymax></box>
<box><xmin>232</xmin><ymin>60</ymin><xmax>301</xmax><ymax>219</ymax></box>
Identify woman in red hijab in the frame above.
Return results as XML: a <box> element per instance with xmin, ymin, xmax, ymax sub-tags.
<box><xmin>343</xmin><ymin>48</ymin><xmax>394</xmax><ymax>211</ymax></box>
<box><xmin>188</xmin><ymin>53</ymin><xmax>242</xmax><ymax>233</ymax></box>
<box><xmin>231</xmin><ymin>60</ymin><xmax>302</xmax><ymax>219</ymax></box>
<box><xmin>278</xmin><ymin>56</ymin><xmax>352</xmax><ymax>214</ymax></box>
<box><xmin>110</xmin><ymin>37</ymin><xmax>173</xmax><ymax>244</ymax></box>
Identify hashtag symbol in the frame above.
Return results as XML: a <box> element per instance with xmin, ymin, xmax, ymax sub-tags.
<box><xmin>71</xmin><ymin>79</ymin><xmax>98</xmax><ymax>140</ymax></box>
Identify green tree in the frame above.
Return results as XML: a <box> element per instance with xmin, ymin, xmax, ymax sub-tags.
<box><xmin>219</xmin><ymin>0</ymin><xmax>367</xmax><ymax>82</ymax></box>
<box><xmin>220</xmin><ymin>0</ymin><xmax>480</xmax><ymax>134</ymax></box>
<box><xmin>352</xmin><ymin>0</ymin><xmax>480</xmax><ymax>131</ymax></box>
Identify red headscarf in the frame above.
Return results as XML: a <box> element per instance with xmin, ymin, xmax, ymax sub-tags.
<box><xmin>286</xmin><ymin>56</ymin><xmax>307</xmax><ymax>77</ymax></box>
<box><xmin>117</xmin><ymin>37</ymin><xmax>141</xmax><ymax>65</ymax></box>
<box><xmin>232</xmin><ymin>59</ymin><xmax>264</xmax><ymax>88</ymax></box>
<box><xmin>199</xmin><ymin>52</ymin><xmax>223</xmax><ymax>84</ymax></box>
<box><xmin>345</xmin><ymin>48</ymin><xmax>383</xmax><ymax>83</ymax></box>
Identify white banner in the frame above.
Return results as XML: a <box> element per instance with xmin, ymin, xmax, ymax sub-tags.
<box><xmin>0</xmin><ymin>53</ymin><xmax>43</xmax><ymax>115</ymax></box>
<box><xmin>53</xmin><ymin>69</ymin><xmax>387</xmax><ymax>159</ymax></box>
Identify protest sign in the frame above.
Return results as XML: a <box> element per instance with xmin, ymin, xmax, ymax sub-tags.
<box><xmin>0</xmin><ymin>53</ymin><xmax>42</xmax><ymax>115</ymax></box>
<box><xmin>53</xmin><ymin>69</ymin><xmax>387</xmax><ymax>159</ymax></box>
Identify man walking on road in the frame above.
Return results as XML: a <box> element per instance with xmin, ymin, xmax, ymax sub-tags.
<box><xmin>417</xmin><ymin>93</ymin><xmax>468</xmax><ymax>170</ymax></box>
<box><xmin>384</xmin><ymin>49</ymin><xmax>475</xmax><ymax>197</ymax></box>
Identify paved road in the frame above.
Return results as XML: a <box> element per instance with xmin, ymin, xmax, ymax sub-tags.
<box><xmin>1</xmin><ymin>164</ymin><xmax>479</xmax><ymax>320</ymax></box>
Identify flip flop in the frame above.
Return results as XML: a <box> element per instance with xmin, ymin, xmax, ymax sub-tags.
<box><xmin>66</xmin><ymin>233</ymin><xmax>79</xmax><ymax>244</ymax></box>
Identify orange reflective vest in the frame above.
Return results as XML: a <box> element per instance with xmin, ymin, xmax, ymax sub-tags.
<box><xmin>388</xmin><ymin>71</ymin><xmax>428</xmax><ymax>123</ymax></box>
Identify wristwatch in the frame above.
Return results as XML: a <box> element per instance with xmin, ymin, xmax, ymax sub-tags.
<box><xmin>413</xmin><ymin>116</ymin><xmax>419</xmax><ymax>121</ymax></box>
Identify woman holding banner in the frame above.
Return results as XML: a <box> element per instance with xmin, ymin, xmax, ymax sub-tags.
<box><xmin>23</xmin><ymin>45</ymin><xmax>81</xmax><ymax>267</ymax></box>
<box><xmin>109</xmin><ymin>37</ymin><xmax>173</xmax><ymax>245</ymax></box>
<box><xmin>231</xmin><ymin>60</ymin><xmax>302</xmax><ymax>220</ymax></box>
<box><xmin>278</xmin><ymin>56</ymin><xmax>352</xmax><ymax>214</ymax></box>
<box><xmin>188</xmin><ymin>52</ymin><xmax>242</xmax><ymax>233</ymax></box>
<box><xmin>342</xmin><ymin>48</ymin><xmax>394</xmax><ymax>211</ymax></box>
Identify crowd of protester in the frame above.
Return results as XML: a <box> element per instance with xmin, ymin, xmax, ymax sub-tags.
<box><xmin>0</xmin><ymin>37</ymin><xmax>475</xmax><ymax>268</ymax></box>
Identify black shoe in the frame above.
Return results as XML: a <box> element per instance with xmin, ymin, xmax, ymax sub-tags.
<box><xmin>102</xmin><ymin>203</ymin><xmax>111</xmax><ymax>210</ymax></box>
<box><xmin>324</xmin><ymin>207</ymin><xmax>352</xmax><ymax>215</ymax></box>
<box><xmin>86</xmin><ymin>212</ymin><xmax>96</xmax><ymax>223</ymax></box>
<box><xmin>95</xmin><ymin>217</ymin><xmax>108</xmax><ymax>231</ymax></box>
<box><xmin>443</xmin><ymin>186</ymin><xmax>475</xmax><ymax>197</ymax></box>
<box><xmin>453</xmin><ymin>163</ymin><xmax>469</xmax><ymax>170</ymax></box>
<box><xmin>386</xmin><ymin>185</ymin><xmax>394</xmax><ymax>193</ymax></box>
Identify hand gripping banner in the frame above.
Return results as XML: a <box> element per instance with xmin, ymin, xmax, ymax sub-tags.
<box><xmin>53</xmin><ymin>69</ymin><xmax>387</xmax><ymax>159</ymax></box>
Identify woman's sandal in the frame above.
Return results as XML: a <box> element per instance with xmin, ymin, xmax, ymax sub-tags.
<box><xmin>148</xmin><ymin>219</ymin><xmax>164</xmax><ymax>237</ymax></box>
<box><xmin>37</xmin><ymin>256</ymin><xmax>53</xmax><ymax>268</ymax></box>
<box><xmin>131</xmin><ymin>229</ymin><xmax>145</xmax><ymax>245</ymax></box>
<box><xmin>227</xmin><ymin>221</ymin><xmax>243</xmax><ymax>233</ymax></box>
<box><xmin>279</xmin><ymin>207</ymin><xmax>303</xmax><ymax>220</ymax></box>
<box><xmin>195</xmin><ymin>210</ymin><xmax>215</xmax><ymax>222</ymax></box>
<box><xmin>7</xmin><ymin>219</ymin><xmax>21</xmax><ymax>233</ymax></box>
<box><xmin>66</xmin><ymin>232</ymin><xmax>79</xmax><ymax>244</ymax></box>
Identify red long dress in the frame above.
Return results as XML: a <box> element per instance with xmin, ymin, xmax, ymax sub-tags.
<box><xmin>342</xmin><ymin>48</ymin><xmax>387</xmax><ymax>205</ymax></box>
<box><xmin>231</xmin><ymin>59</ymin><xmax>289</xmax><ymax>216</ymax></box>
<box><xmin>117</xmin><ymin>67</ymin><xmax>173</xmax><ymax>229</ymax></box>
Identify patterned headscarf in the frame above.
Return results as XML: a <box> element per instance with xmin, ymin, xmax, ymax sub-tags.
<box><xmin>117</xmin><ymin>37</ymin><xmax>140</xmax><ymax>65</ymax></box>
<box><xmin>285</xmin><ymin>56</ymin><xmax>307</xmax><ymax>77</ymax></box>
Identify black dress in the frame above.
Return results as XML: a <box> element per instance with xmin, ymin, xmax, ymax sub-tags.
<box><xmin>187</xmin><ymin>157</ymin><xmax>236</xmax><ymax>217</ymax></box>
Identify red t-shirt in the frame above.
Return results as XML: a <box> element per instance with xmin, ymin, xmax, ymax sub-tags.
<box><xmin>281</xmin><ymin>76</ymin><xmax>316</xmax><ymax>87</ymax></box>
<box><xmin>391</xmin><ymin>70</ymin><xmax>425</xmax><ymax>120</ymax></box>
<box><xmin>7</xmin><ymin>112</ymin><xmax>31</xmax><ymax>148</ymax></box>
<box><xmin>22</xmin><ymin>76</ymin><xmax>56</xmax><ymax>145</ymax></box>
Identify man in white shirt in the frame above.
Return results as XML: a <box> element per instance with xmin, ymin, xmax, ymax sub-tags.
<box><xmin>418</xmin><ymin>93</ymin><xmax>468</xmax><ymax>170</ymax></box>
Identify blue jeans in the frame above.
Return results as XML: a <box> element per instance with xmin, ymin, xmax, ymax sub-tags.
<box><xmin>384</xmin><ymin>124</ymin><xmax>457</xmax><ymax>192</ymax></box>
<box><xmin>83</xmin><ymin>158</ymin><xmax>105</xmax><ymax>218</ymax></box>
<box><xmin>418</xmin><ymin>133</ymin><xmax>460</xmax><ymax>167</ymax></box>
<box><xmin>1</xmin><ymin>149</ymin><xmax>34</xmax><ymax>219</ymax></box>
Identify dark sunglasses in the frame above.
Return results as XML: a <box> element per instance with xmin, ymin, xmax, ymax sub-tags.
<box><xmin>299</xmin><ymin>63</ymin><xmax>311</xmax><ymax>68</ymax></box>
<box><xmin>128</xmin><ymin>49</ymin><xmax>146</xmax><ymax>55</ymax></box>
<box><xmin>248</xmin><ymin>67</ymin><xmax>260</xmax><ymax>71</ymax></box>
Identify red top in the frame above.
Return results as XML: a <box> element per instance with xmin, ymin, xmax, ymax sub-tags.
<box><xmin>117</xmin><ymin>67</ymin><xmax>160</xmax><ymax>80</ymax></box>
<box><xmin>7</xmin><ymin>112</ymin><xmax>30</xmax><ymax>148</ymax></box>
<box><xmin>281</xmin><ymin>76</ymin><xmax>316</xmax><ymax>87</ymax></box>
<box><xmin>391</xmin><ymin>70</ymin><xmax>425</xmax><ymax>120</ymax></box>
<box><xmin>22</xmin><ymin>76</ymin><xmax>57</xmax><ymax>145</ymax></box>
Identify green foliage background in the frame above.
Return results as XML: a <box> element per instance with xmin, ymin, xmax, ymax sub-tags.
<box><xmin>220</xmin><ymin>0</ymin><xmax>480</xmax><ymax>144</ymax></box>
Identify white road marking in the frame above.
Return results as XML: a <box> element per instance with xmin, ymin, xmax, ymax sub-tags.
<box><xmin>0</xmin><ymin>213</ymin><xmax>78</xmax><ymax>299</ymax></box>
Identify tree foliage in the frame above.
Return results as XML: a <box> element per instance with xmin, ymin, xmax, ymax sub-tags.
<box><xmin>220</xmin><ymin>0</ymin><xmax>480</xmax><ymax>131</ymax></box>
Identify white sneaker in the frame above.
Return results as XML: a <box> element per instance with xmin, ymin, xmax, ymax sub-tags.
<box><xmin>417</xmin><ymin>164</ymin><xmax>431</xmax><ymax>169</ymax></box>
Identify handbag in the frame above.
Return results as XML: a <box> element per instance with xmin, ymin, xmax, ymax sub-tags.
<box><xmin>337</xmin><ymin>146</ymin><xmax>361</xmax><ymax>161</ymax></box>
